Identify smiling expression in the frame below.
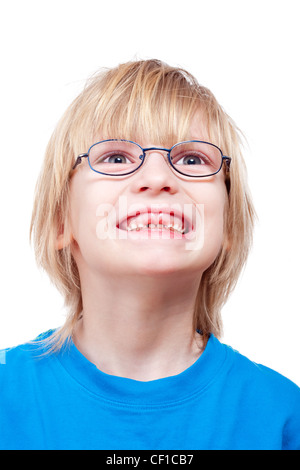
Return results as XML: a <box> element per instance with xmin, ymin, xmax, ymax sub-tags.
<box><xmin>67</xmin><ymin>114</ymin><xmax>228</xmax><ymax>278</ymax></box>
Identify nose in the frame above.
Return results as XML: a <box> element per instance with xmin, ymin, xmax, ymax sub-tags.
<box><xmin>130</xmin><ymin>150</ymin><xmax>180</xmax><ymax>194</ymax></box>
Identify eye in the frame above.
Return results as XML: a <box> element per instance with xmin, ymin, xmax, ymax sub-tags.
<box><xmin>97</xmin><ymin>152</ymin><xmax>134</xmax><ymax>164</ymax></box>
<box><xmin>105</xmin><ymin>153</ymin><xmax>130</xmax><ymax>164</ymax></box>
<box><xmin>173</xmin><ymin>152</ymin><xmax>210</xmax><ymax>165</ymax></box>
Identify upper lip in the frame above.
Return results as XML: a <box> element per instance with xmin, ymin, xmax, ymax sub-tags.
<box><xmin>116</xmin><ymin>204</ymin><xmax>194</xmax><ymax>233</ymax></box>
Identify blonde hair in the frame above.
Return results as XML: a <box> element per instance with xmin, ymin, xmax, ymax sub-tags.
<box><xmin>30</xmin><ymin>59</ymin><xmax>255</xmax><ymax>351</ymax></box>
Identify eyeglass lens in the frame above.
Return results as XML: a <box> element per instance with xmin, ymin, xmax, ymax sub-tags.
<box><xmin>88</xmin><ymin>140</ymin><xmax>222</xmax><ymax>176</ymax></box>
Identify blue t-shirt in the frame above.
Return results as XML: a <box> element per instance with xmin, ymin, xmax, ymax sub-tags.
<box><xmin>0</xmin><ymin>331</ymin><xmax>299</xmax><ymax>450</ymax></box>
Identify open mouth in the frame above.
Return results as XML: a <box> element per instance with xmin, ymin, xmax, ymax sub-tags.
<box><xmin>116</xmin><ymin>208</ymin><xmax>193</xmax><ymax>237</ymax></box>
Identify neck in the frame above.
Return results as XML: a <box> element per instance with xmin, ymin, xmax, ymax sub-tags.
<box><xmin>73</xmin><ymin>272</ymin><xmax>204</xmax><ymax>381</ymax></box>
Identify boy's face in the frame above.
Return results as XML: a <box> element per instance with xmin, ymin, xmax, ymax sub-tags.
<box><xmin>66</xmin><ymin>114</ymin><xmax>228</xmax><ymax>281</ymax></box>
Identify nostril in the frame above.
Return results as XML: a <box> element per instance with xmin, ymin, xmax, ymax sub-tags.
<box><xmin>139</xmin><ymin>186</ymin><xmax>171</xmax><ymax>192</ymax></box>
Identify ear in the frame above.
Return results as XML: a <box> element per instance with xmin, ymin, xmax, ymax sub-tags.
<box><xmin>222</xmin><ymin>229</ymin><xmax>232</xmax><ymax>253</ymax></box>
<box><xmin>55</xmin><ymin>222</ymin><xmax>74</xmax><ymax>250</ymax></box>
<box><xmin>225</xmin><ymin>240</ymin><xmax>231</xmax><ymax>252</ymax></box>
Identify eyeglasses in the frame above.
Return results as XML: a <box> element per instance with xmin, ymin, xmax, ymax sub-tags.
<box><xmin>73</xmin><ymin>139</ymin><xmax>231</xmax><ymax>178</ymax></box>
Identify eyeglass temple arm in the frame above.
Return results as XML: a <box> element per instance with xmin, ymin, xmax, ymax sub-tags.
<box><xmin>73</xmin><ymin>153</ymin><xmax>88</xmax><ymax>170</ymax></box>
<box><xmin>223</xmin><ymin>156</ymin><xmax>231</xmax><ymax>173</ymax></box>
<box><xmin>223</xmin><ymin>157</ymin><xmax>231</xmax><ymax>194</ymax></box>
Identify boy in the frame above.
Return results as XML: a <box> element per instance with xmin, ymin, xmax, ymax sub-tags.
<box><xmin>1</xmin><ymin>59</ymin><xmax>299</xmax><ymax>450</ymax></box>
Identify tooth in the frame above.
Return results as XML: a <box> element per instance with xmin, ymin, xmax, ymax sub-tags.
<box><xmin>126</xmin><ymin>221</ymin><xmax>185</xmax><ymax>233</ymax></box>
<box><xmin>166</xmin><ymin>224</ymin><xmax>177</xmax><ymax>232</ymax></box>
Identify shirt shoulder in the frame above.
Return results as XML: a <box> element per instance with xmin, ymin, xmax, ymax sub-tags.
<box><xmin>225</xmin><ymin>341</ymin><xmax>300</xmax><ymax>392</ymax></box>
<box><xmin>0</xmin><ymin>330</ymin><xmax>56</xmax><ymax>392</ymax></box>
<box><xmin>222</xmin><ymin>341</ymin><xmax>300</xmax><ymax>449</ymax></box>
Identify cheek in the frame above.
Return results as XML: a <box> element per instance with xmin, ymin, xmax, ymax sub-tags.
<box><xmin>69</xmin><ymin>178</ymin><xmax>107</xmax><ymax>260</ymax></box>
<box><xmin>204</xmin><ymin>202</ymin><xmax>224</xmax><ymax>250</ymax></box>
<box><xmin>204</xmin><ymin>190</ymin><xmax>225</xmax><ymax>235</ymax></box>
<box><xmin>192</xmin><ymin>184</ymin><xmax>226</xmax><ymax>268</ymax></box>
<box><xmin>68</xmin><ymin>177</ymin><xmax>125</xmax><ymax>273</ymax></box>
<box><xmin>69</xmin><ymin>183</ymin><xmax>94</xmax><ymax>241</ymax></box>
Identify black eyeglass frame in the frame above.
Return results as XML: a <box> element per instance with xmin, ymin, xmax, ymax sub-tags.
<box><xmin>73</xmin><ymin>139</ymin><xmax>231</xmax><ymax>178</ymax></box>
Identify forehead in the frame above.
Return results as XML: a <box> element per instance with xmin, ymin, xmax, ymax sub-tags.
<box><xmin>70</xmin><ymin>64</ymin><xmax>227</xmax><ymax>158</ymax></box>
<box><xmin>186</xmin><ymin>111</ymin><xmax>210</xmax><ymax>141</ymax></box>
<box><xmin>96</xmin><ymin>108</ymin><xmax>211</xmax><ymax>149</ymax></box>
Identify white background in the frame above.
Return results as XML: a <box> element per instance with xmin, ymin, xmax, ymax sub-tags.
<box><xmin>0</xmin><ymin>0</ymin><xmax>299</xmax><ymax>384</ymax></box>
